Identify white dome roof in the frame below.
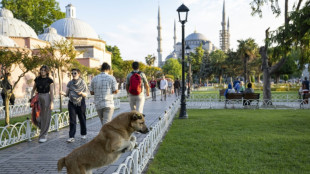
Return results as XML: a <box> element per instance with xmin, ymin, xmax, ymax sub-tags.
<box><xmin>0</xmin><ymin>8</ymin><xmax>38</xmax><ymax>39</ymax></box>
<box><xmin>0</xmin><ymin>35</ymin><xmax>17</xmax><ymax>47</ymax></box>
<box><xmin>50</xmin><ymin>4</ymin><xmax>98</xmax><ymax>39</ymax></box>
<box><xmin>38</xmin><ymin>27</ymin><xmax>66</xmax><ymax>44</ymax></box>
<box><xmin>185</xmin><ymin>31</ymin><xmax>208</xmax><ymax>41</ymax></box>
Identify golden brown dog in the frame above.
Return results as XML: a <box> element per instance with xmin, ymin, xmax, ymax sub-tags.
<box><xmin>57</xmin><ymin>111</ymin><xmax>149</xmax><ymax>174</ymax></box>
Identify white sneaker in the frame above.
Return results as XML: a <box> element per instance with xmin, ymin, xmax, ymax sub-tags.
<box><xmin>39</xmin><ymin>139</ymin><xmax>47</xmax><ymax>143</ymax></box>
<box><xmin>66</xmin><ymin>138</ymin><xmax>75</xmax><ymax>143</ymax></box>
<box><xmin>81</xmin><ymin>135</ymin><xmax>87</xmax><ymax>139</ymax></box>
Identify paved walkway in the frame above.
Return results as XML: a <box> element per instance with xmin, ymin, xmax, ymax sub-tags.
<box><xmin>0</xmin><ymin>96</ymin><xmax>178</xmax><ymax>174</ymax></box>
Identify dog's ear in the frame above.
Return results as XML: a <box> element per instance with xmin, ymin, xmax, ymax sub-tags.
<box><xmin>142</xmin><ymin>114</ymin><xmax>145</xmax><ymax>117</ymax></box>
<box><xmin>132</xmin><ymin>114</ymin><xmax>142</xmax><ymax>120</ymax></box>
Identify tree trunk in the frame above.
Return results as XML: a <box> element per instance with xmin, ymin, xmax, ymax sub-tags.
<box><xmin>57</xmin><ymin>68</ymin><xmax>63</xmax><ymax>112</ymax></box>
<box><xmin>261</xmin><ymin>46</ymin><xmax>272</xmax><ymax>105</ymax></box>
<box><xmin>258</xmin><ymin>74</ymin><xmax>261</xmax><ymax>83</ymax></box>
<box><xmin>275</xmin><ymin>74</ymin><xmax>280</xmax><ymax>84</ymax></box>
<box><xmin>244</xmin><ymin>57</ymin><xmax>247</xmax><ymax>83</ymax></box>
<box><xmin>4</xmin><ymin>92</ymin><xmax>11</xmax><ymax>125</ymax></box>
<box><xmin>219</xmin><ymin>75</ymin><xmax>222</xmax><ymax>84</ymax></box>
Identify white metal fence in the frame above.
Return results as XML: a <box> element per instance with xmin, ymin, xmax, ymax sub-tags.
<box><xmin>112</xmin><ymin>99</ymin><xmax>180</xmax><ymax>174</ymax></box>
<box><xmin>0</xmin><ymin>99</ymin><xmax>120</xmax><ymax>149</ymax></box>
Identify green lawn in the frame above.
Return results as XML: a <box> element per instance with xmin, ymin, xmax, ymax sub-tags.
<box><xmin>147</xmin><ymin>109</ymin><xmax>310</xmax><ymax>174</ymax></box>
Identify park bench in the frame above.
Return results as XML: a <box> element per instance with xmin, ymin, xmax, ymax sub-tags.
<box><xmin>225</xmin><ymin>93</ymin><xmax>260</xmax><ymax>108</ymax></box>
<box><xmin>301</xmin><ymin>93</ymin><xmax>310</xmax><ymax>105</ymax></box>
<box><xmin>219</xmin><ymin>89</ymin><xmax>226</xmax><ymax>99</ymax></box>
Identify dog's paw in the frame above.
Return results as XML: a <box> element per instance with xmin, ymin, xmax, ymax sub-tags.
<box><xmin>130</xmin><ymin>135</ymin><xmax>137</xmax><ymax>143</ymax></box>
<box><xmin>127</xmin><ymin>141</ymin><xmax>135</xmax><ymax>151</ymax></box>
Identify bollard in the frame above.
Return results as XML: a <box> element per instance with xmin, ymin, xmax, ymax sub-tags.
<box><xmin>55</xmin><ymin>113</ymin><xmax>59</xmax><ymax>132</ymax></box>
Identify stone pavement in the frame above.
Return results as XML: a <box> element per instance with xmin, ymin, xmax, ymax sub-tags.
<box><xmin>0</xmin><ymin>96</ymin><xmax>178</xmax><ymax>174</ymax></box>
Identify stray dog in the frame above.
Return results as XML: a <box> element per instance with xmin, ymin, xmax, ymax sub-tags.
<box><xmin>57</xmin><ymin>111</ymin><xmax>149</xmax><ymax>174</ymax></box>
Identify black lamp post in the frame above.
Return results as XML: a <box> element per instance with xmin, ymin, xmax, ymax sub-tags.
<box><xmin>177</xmin><ymin>4</ymin><xmax>189</xmax><ymax>119</ymax></box>
<box><xmin>186</xmin><ymin>45</ymin><xmax>191</xmax><ymax>98</ymax></box>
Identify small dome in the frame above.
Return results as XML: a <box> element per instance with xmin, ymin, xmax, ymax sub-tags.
<box><xmin>0</xmin><ymin>8</ymin><xmax>14</xmax><ymax>18</ymax></box>
<box><xmin>38</xmin><ymin>27</ymin><xmax>66</xmax><ymax>44</ymax></box>
<box><xmin>0</xmin><ymin>8</ymin><xmax>38</xmax><ymax>38</ymax></box>
<box><xmin>0</xmin><ymin>35</ymin><xmax>17</xmax><ymax>47</ymax></box>
<box><xmin>185</xmin><ymin>31</ymin><xmax>208</xmax><ymax>41</ymax></box>
<box><xmin>166</xmin><ymin>51</ymin><xmax>177</xmax><ymax>60</ymax></box>
<box><xmin>51</xmin><ymin>4</ymin><xmax>98</xmax><ymax>39</ymax></box>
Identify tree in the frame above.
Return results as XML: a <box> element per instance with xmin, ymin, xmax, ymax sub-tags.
<box><xmin>1</xmin><ymin>0</ymin><xmax>65</xmax><ymax>34</ymax></box>
<box><xmin>0</xmin><ymin>48</ymin><xmax>42</xmax><ymax>125</ymax></box>
<box><xmin>145</xmin><ymin>54</ymin><xmax>156</xmax><ymax>66</ymax></box>
<box><xmin>189</xmin><ymin>45</ymin><xmax>204</xmax><ymax>83</ymax></box>
<box><xmin>225</xmin><ymin>50</ymin><xmax>243</xmax><ymax>83</ymax></box>
<box><xmin>209</xmin><ymin>50</ymin><xmax>227</xmax><ymax>84</ymax></box>
<box><xmin>106</xmin><ymin>45</ymin><xmax>123</xmax><ymax>68</ymax></box>
<box><xmin>252</xmin><ymin>0</ymin><xmax>310</xmax><ymax>102</ymax></box>
<box><xmin>237</xmin><ymin>38</ymin><xmax>259</xmax><ymax>83</ymax></box>
<box><xmin>144</xmin><ymin>66</ymin><xmax>162</xmax><ymax>79</ymax></box>
<box><xmin>162</xmin><ymin>59</ymin><xmax>181</xmax><ymax>79</ymax></box>
<box><xmin>38</xmin><ymin>39</ymin><xmax>79</xmax><ymax>112</ymax></box>
<box><xmin>200</xmin><ymin>52</ymin><xmax>213</xmax><ymax>83</ymax></box>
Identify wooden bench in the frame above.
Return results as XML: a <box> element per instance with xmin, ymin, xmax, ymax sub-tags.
<box><xmin>225</xmin><ymin>93</ymin><xmax>260</xmax><ymax>108</ymax></box>
<box><xmin>219</xmin><ymin>89</ymin><xmax>226</xmax><ymax>99</ymax></box>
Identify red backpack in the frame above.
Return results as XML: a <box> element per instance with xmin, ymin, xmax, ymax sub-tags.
<box><xmin>129</xmin><ymin>71</ymin><xmax>142</xmax><ymax>95</ymax></box>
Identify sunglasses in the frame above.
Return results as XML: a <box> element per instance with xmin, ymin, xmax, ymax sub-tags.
<box><xmin>71</xmin><ymin>72</ymin><xmax>78</xmax><ymax>75</ymax></box>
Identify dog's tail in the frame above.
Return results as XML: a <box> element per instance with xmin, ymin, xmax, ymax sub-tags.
<box><xmin>57</xmin><ymin>157</ymin><xmax>66</xmax><ymax>172</ymax></box>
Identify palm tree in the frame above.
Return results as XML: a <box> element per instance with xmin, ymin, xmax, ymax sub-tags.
<box><xmin>237</xmin><ymin>38</ymin><xmax>259</xmax><ymax>83</ymax></box>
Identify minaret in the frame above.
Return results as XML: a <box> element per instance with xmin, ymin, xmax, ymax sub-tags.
<box><xmin>157</xmin><ymin>6</ymin><xmax>163</xmax><ymax>67</ymax></box>
<box><xmin>173</xmin><ymin>19</ymin><xmax>177</xmax><ymax>51</ymax></box>
<box><xmin>220</xmin><ymin>0</ymin><xmax>230</xmax><ymax>52</ymax></box>
<box><xmin>66</xmin><ymin>4</ymin><xmax>76</xmax><ymax>18</ymax></box>
<box><xmin>227</xmin><ymin>17</ymin><xmax>230</xmax><ymax>50</ymax></box>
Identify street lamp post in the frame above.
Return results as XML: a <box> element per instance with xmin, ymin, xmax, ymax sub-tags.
<box><xmin>177</xmin><ymin>4</ymin><xmax>189</xmax><ymax>119</ymax></box>
<box><xmin>186</xmin><ymin>45</ymin><xmax>191</xmax><ymax>98</ymax></box>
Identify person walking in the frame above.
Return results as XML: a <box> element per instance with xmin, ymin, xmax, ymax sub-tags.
<box><xmin>160</xmin><ymin>75</ymin><xmax>168</xmax><ymax>101</ymax></box>
<box><xmin>167</xmin><ymin>79</ymin><xmax>173</xmax><ymax>97</ymax></box>
<box><xmin>90</xmin><ymin>63</ymin><xmax>118</xmax><ymax>126</ymax></box>
<box><xmin>174</xmin><ymin>78</ymin><xmax>180</xmax><ymax>97</ymax></box>
<box><xmin>0</xmin><ymin>73</ymin><xmax>15</xmax><ymax>106</ymax></box>
<box><xmin>149</xmin><ymin>76</ymin><xmax>157</xmax><ymax>101</ymax></box>
<box><xmin>30</xmin><ymin>65</ymin><xmax>54</xmax><ymax>143</ymax></box>
<box><xmin>126</xmin><ymin>61</ymin><xmax>149</xmax><ymax>113</ymax></box>
<box><xmin>62</xmin><ymin>69</ymin><xmax>88</xmax><ymax>143</ymax></box>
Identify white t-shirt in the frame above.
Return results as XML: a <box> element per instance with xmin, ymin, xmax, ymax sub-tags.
<box><xmin>160</xmin><ymin>79</ymin><xmax>168</xmax><ymax>90</ymax></box>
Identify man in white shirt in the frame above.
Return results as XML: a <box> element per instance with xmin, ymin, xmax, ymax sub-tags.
<box><xmin>160</xmin><ymin>75</ymin><xmax>168</xmax><ymax>101</ymax></box>
<box><xmin>90</xmin><ymin>63</ymin><xmax>118</xmax><ymax>126</ymax></box>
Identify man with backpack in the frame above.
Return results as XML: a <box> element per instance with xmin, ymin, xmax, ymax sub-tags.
<box><xmin>126</xmin><ymin>61</ymin><xmax>150</xmax><ymax>113</ymax></box>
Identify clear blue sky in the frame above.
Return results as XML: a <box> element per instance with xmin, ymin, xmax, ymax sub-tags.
<box><xmin>26</xmin><ymin>1</ymin><xmax>297</xmax><ymax>62</ymax></box>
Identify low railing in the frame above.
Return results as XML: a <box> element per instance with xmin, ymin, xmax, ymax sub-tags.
<box><xmin>189</xmin><ymin>93</ymin><xmax>300</xmax><ymax>100</ymax></box>
<box><xmin>0</xmin><ymin>96</ymin><xmax>95</xmax><ymax>119</ymax></box>
<box><xmin>0</xmin><ymin>99</ymin><xmax>120</xmax><ymax>149</ymax></box>
<box><xmin>112</xmin><ymin>99</ymin><xmax>180</xmax><ymax>174</ymax></box>
<box><xmin>187</xmin><ymin>98</ymin><xmax>310</xmax><ymax>109</ymax></box>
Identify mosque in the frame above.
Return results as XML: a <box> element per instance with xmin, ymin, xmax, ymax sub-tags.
<box><xmin>157</xmin><ymin>1</ymin><xmax>230</xmax><ymax>67</ymax></box>
<box><xmin>0</xmin><ymin>4</ymin><xmax>111</xmax><ymax>97</ymax></box>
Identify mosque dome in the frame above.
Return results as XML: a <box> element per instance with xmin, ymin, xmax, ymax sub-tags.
<box><xmin>0</xmin><ymin>35</ymin><xmax>17</xmax><ymax>47</ymax></box>
<box><xmin>0</xmin><ymin>8</ymin><xmax>38</xmax><ymax>39</ymax></box>
<box><xmin>38</xmin><ymin>27</ymin><xmax>66</xmax><ymax>44</ymax></box>
<box><xmin>51</xmin><ymin>4</ymin><xmax>99</xmax><ymax>39</ymax></box>
<box><xmin>185</xmin><ymin>31</ymin><xmax>209</xmax><ymax>41</ymax></box>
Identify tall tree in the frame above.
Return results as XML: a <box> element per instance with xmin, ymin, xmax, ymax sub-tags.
<box><xmin>200</xmin><ymin>52</ymin><xmax>213</xmax><ymax>83</ymax></box>
<box><xmin>237</xmin><ymin>38</ymin><xmax>259</xmax><ymax>83</ymax></box>
<box><xmin>162</xmin><ymin>59</ymin><xmax>182</xmax><ymax>79</ymax></box>
<box><xmin>145</xmin><ymin>54</ymin><xmax>156</xmax><ymax>66</ymax></box>
<box><xmin>251</xmin><ymin>0</ymin><xmax>310</xmax><ymax>102</ymax></box>
<box><xmin>0</xmin><ymin>48</ymin><xmax>41</xmax><ymax>125</ymax></box>
<box><xmin>38</xmin><ymin>39</ymin><xmax>79</xmax><ymax>112</ymax></box>
<box><xmin>1</xmin><ymin>0</ymin><xmax>65</xmax><ymax>34</ymax></box>
<box><xmin>209</xmin><ymin>50</ymin><xmax>227</xmax><ymax>84</ymax></box>
<box><xmin>106</xmin><ymin>45</ymin><xmax>123</xmax><ymax>68</ymax></box>
<box><xmin>188</xmin><ymin>44</ymin><xmax>204</xmax><ymax>83</ymax></box>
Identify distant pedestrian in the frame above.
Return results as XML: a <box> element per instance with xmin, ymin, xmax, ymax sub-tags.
<box><xmin>240</xmin><ymin>81</ymin><xmax>245</xmax><ymax>93</ymax></box>
<box><xmin>224</xmin><ymin>83</ymin><xmax>235</xmax><ymax>98</ymax></box>
<box><xmin>126</xmin><ymin>61</ymin><xmax>149</xmax><ymax>113</ymax></box>
<box><xmin>62</xmin><ymin>69</ymin><xmax>88</xmax><ymax>143</ymax></box>
<box><xmin>0</xmin><ymin>73</ymin><xmax>15</xmax><ymax>106</ymax></box>
<box><xmin>302</xmin><ymin>77</ymin><xmax>309</xmax><ymax>90</ymax></box>
<box><xmin>90</xmin><ymin>63</ymin><xmax>118</xmax><ymax>126</ymax></box>
<box><xmin>174</xmin><ymin>78</ymin><xmax>180</xmax><ymax>97</ymax></box>
<box><xmin>149</xmin><ymin>76</ymin><xmax>157</xmax><ymax>101</ymax></box>
<box><xmin>244</xmin><ymin>83</ymin><xmax>254</xmax><ymax>93</ymax></box>
<box><xmin>167</xmin><ymin>79</ymin><xmax>173</xmax><ymax>96</ymax></box>
<box><xmin>30</xmin><ymin>65</ymin><xmax>54</xmax><ymax>143</ymax></box>
<box><xmin>160</xmin><ymin>75</ymin><xmax>168</xmax><ymax>101</ymax></box>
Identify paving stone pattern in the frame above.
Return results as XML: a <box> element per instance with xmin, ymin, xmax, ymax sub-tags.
<box><xmin>0</xmin><ymin>96</ymin><xmax>178</xmax><ymax>174</ymax></box>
